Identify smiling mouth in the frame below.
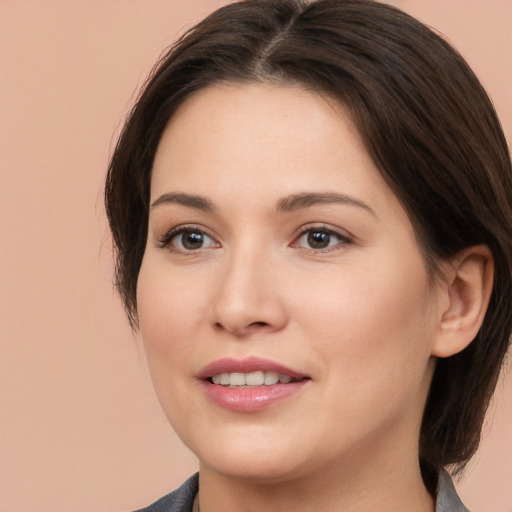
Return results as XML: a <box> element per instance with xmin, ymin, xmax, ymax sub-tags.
<box><xmin>200</xmin><ymin>359</ymin><xmax>310</xmax><ymax>411</ymax></box>
<box><xmin>209</xmin><ymin>371</ymin><xmax>306</xmax><ymax>387</ymax></box>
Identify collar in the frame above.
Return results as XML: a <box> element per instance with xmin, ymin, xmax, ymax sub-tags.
<box><xmin>435</xmin><ymin>470</ymin><xmax>470</xmax><ymax>512</ymax></box>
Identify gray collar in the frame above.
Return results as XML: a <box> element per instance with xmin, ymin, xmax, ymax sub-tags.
<box><xmin>435</xmin><ymin>470</ymin><xmax>470</xmax><ymax>512</ymax></box>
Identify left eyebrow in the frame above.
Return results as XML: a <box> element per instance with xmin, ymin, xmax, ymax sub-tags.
<box><xmin>275</xmin><ymin>192</ymin><xmax>376</xmax><ymax>216</ymax></box>
<box><xmin>150</xmin><ymin>192</ymin><xmax>216</xmax><ymax>212</ymax></box>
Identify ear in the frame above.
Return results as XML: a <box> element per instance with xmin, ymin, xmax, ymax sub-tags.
<box><xmin>432</xmin><ymin>245</ymin><xmax>494</xmax><ymax>358</ymax></box>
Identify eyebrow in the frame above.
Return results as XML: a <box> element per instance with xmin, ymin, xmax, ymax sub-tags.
<box><xmin>275</xmin><ymin>192</ymin><xmax>375</xmax><ymax>216</ymax></box>
<box><xmin>151</xmin><ymin>192</ymin><xmax>215</xmax><ymax>211</ymax></box>
<box><xmin>150</xmin><ymin>191</ymin><xmax>375</xmax><ymax>216</ymax></box>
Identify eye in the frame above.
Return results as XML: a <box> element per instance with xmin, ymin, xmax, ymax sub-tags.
<box><xmin>175</xmin><ymin>229</ymin><xmax>213</xmax><ymax>250</ymax></box>
<box><xmin>293</xmin><ymin>226</ymin><xmax>352</xmax><ymax>251</ymax></box>
<box><xmin>158</xmin><ymin>226</ymin><xmax>218</xmax><ymax>252</ymax></box>
<box><xmin>299</xmin><ymin>230</ymin><xmax>337</xmax><ymax>250</ymax></box>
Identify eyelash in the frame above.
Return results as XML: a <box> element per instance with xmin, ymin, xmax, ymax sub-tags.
<box><xmin>156</xmin><ymin>224</ymin><xmax>354</xmax><ymax>254</ymax></box>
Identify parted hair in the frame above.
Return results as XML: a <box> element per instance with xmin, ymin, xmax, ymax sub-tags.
<box><xmin>105</xmin><ymin>0</ymin><xmax>512</xmax><ymax>475</ymax></box>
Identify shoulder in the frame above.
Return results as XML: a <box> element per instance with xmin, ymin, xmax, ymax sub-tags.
<box><xmin>131</xmin><ymin>473</ymin><xmax>199</xmax><ymax>512</ymax></box>
<box><xmin>435</xmin><ymin>470</ymin><xmax>470</xmax><ymax>512</ymax></box>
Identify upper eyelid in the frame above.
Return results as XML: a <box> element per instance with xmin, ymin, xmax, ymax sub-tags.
<box><xmin>294</xmin><ymin>223</ymin><xmax>354</xmax><ymax>240</ymax></box>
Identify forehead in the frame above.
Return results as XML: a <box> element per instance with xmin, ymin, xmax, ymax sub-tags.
<box><xmin>154</xmin><ymin>83</ymin><xmax>357</xmax><ymax>167</ymax></box>
<box><xmin>150</xmin><ymin>83</ymin><xmax>407</xmax><ymax>226</ymax></box>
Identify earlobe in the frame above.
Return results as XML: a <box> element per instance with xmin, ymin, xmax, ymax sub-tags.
<box><xmin>432</xmin><ymin>245</ymin><xmax>494</xmax><ymax>358</ymax></box>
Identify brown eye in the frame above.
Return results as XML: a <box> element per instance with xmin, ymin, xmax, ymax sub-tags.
<box><xmin>171</xmin><ymin>229</ymin><xmax>215</xmax><ymax>251</ymax></box>
<box><xmin>294</xmin><ymin>227</ymin><xmax>351</xmax><ymax>251</ymax></box>
<box><xmin>307</xmin><ymin>231</ymin><xmax>332</xmax><ymax>249</ymax></box>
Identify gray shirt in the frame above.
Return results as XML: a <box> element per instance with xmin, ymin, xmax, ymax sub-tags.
<box><xmin>436</xmin><ymin>470</ymin><xmax>470</xmax><ymax>512</ymax></box>
<box><xmin>134</xmin><ymin>471</ymin><xmax>469</xmax><ymax>511</ymax></box>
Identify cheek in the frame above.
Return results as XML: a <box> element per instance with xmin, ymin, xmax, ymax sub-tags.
<box><xmin>136</xmin><ymin>260</ymin><xmax>210</xmax><ymax>427</ymax></box>
<box><xmin>136</xmin><ymin>259</ymin><xmax>206</xmax><ymax>370</ymax></box>
<box><xmin>294</xmin><ymin>256</ymin><xmax>436</xmax><ymax>379</ymax></box>
<box><xmin>296</xmin><ymin>263</ymin><xmax>436</xmax><ymax>433</ymax></box>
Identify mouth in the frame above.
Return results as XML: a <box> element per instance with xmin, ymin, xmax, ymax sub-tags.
<box><xmin>209</xmin><ymin>370</ymin><xmax>305</xmax><ymax>387</ymax></box>
<box><xmin>199</xmin><ymin>356</ymin><xmax>309</xmax><ymax>386</ymax></box>
<box><xmin>198</xmin><ymin>357</ymin><xmax>310</xmax><ymax>411</ymax></box>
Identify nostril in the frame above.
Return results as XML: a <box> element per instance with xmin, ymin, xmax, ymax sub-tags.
<box><xmin>250</xmin><ymin>321</ymin><xmax>269</xmax><ymax>328</ymax></box>
<box><xmin>213</xmin><ymin>320</ymin><xmax>270</xmax><ymax>335</ymax></box>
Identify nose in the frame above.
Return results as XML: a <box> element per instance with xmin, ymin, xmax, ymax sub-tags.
<box><xmin>208</xmin><ymin>246</ymin><xmax>288</xmax><ymax>338</ymax></box>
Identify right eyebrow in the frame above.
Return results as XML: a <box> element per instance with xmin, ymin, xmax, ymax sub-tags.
<box><xmin>150</xmin><ymin>192</ymin><xmax>215</xmax><ymax>212</ymax></box>
<box><xmin>275</xmin><ymin>192</ymin><xmax>376</xmax><ymax>216</ymax></box>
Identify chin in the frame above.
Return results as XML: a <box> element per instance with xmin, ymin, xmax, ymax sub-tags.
<box><xmin>201</xmin><ymin>455</ymin><xmax>308</xmax><ymax>485</ymax></box>
<box><xmin>186</xmin><ymin>427</ymin><xmax>313</xmax><ymax>484</ymax></box>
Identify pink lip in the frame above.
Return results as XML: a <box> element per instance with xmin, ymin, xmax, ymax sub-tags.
<box><xmin>197</xmin><ymin>357</ymin><xmax>310</xmax><ymax>412</ymax></box>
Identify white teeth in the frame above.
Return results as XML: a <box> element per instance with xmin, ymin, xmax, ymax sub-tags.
<box><xmin>230</xmin><ymin>373</ymin><xmax>246</xmax><ymax>386</ymax></box>
<box><xmin>210</xmin><ymin>371</ymin><xmax>297</xmax><ymax>387</ymax></box>
<box><xmin>245</xmin><ymin>371</ymin><xmax>265</xmax><ymax>386</ymax></box>
<box><xmin>264</xmin><ymin>371</ymin><xmax>279</xmax><ymax>385</ymax></box>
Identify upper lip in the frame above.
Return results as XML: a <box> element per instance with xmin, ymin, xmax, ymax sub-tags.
<box><xmin>197</xmin><ymin>357</ymin><xmax>309</xmax><ymax>380</ymax></box>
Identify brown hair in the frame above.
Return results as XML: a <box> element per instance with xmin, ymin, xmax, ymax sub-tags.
<box><xmin>105</xmin><ymin>0</ymin><xmax>512</xmax><ymax>474</ymax></box>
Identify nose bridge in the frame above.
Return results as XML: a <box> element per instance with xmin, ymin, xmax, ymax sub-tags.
<box><xmin>210</xmin><ymin>236</ymin><xmax>286</xmax><ymax>336</ymax></box>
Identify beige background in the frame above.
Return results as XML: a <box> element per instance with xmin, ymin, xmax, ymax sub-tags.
<box><xmin>1</xmin><ymin>1</ymin><xmax>511</xmax><ymax>511</ymax></box>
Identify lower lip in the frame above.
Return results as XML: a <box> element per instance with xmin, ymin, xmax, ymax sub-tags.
<box><xmin>199</xmin><ymin>380</ymin><xmax>309</xmax><ymax>412</ymax></box>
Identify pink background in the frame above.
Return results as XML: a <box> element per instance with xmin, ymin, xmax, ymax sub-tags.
<box><xmin>1</xmin><ymin>1</ymin><xmax>510</xmax><ymax>511</ymax></box>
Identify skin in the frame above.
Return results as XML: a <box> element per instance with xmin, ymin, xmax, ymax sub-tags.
<box><xmin>136</xmin><ymin>83</ymin><xmax>492</xmax><ymax>511</ymax></box>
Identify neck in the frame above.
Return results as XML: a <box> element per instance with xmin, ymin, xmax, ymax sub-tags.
<box><xmin>196</xmin><ymin>449</ymin><xmax>435</xmax><ymax>512</ymax></box>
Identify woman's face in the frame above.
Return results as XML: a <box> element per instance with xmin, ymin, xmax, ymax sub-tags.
<box><xmin>137</xmin><ymin>83</ymin><xmax>444</xmax><ymax>483</ymax></box>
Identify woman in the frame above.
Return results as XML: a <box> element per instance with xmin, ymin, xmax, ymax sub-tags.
<box><xmin>105</xmin><ymin>1</ymin><xmax>512</xmax><ymax>510</ymax></box>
